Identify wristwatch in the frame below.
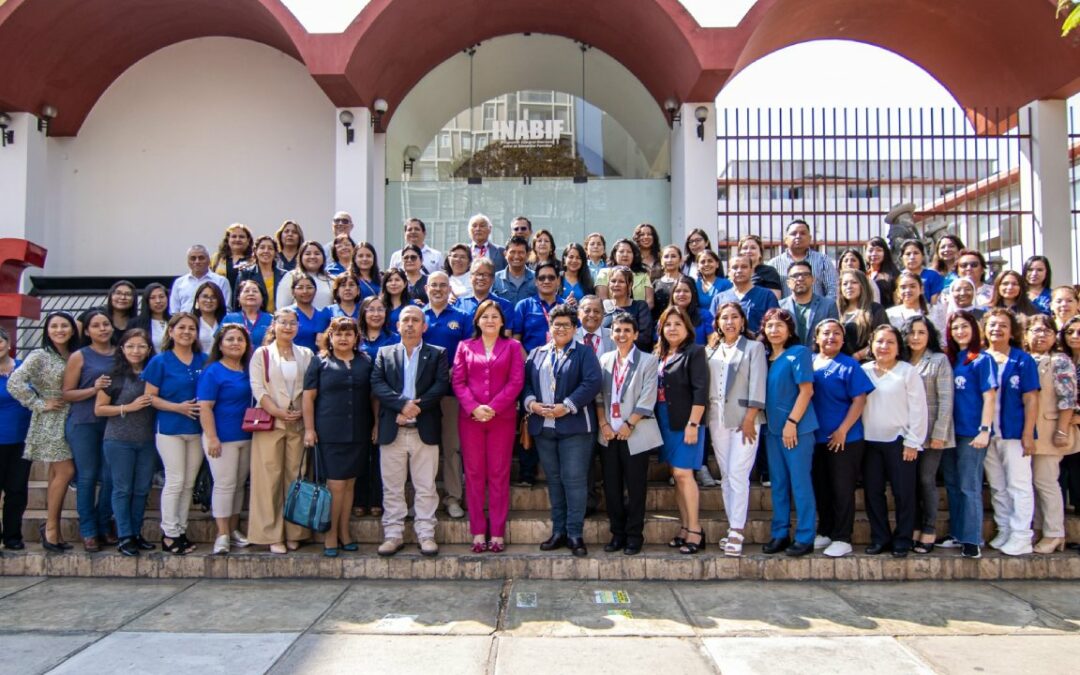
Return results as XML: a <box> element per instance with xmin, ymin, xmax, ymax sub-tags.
<box><xmin>688</xmin><ymin>421</ymin><xmax>700</xmax><ymax>428</ymax></box>
<box><xmin>978</xmin><ymin>425</ymin><xmax>991</xmax><ymax>433</ymax></box>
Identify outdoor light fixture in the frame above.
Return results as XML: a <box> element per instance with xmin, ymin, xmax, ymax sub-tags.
<box><xmin>694</xmin><ymin>105</ymin><xmax>709</xmax><ymax>141</ymax></box>
<box><xmin>339</xmin><ymin>110</ymin><xmax>355</xmax><ymax>144</ymax></box>
<box><xmin>0</xmin><ymin>113</ymin><xmax>12</xmax><ymax>147</ymax></box>
<box><xmin>402</xmin><ymin>145</ymin><xmax>421</xmax><ymax>176</ymax></box>
<box><xmin>663</xmin><ymin>97</ymin><xmax>680</xmax><ymax>125</ymax></box>
<box><xmin>38</xmin><ymin>104</ymin><xmax>57</xmax><ymax>133</ymax></box>
<box><xmin>371</xmin><ymin>98</ymin><xmax>388</xmax><ymax>129</ymax></box>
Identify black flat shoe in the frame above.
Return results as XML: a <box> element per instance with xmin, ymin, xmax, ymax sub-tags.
<box><xmin>892</xmin><ymin>548</ymin><xmax>909</xmax><ymax>558</ymax></box>
<box><xmin>133</xmin><ymin>535</ymin><xmax>156</xmax><ymax>551</ymax></box>
<box><xmin>762</xmin><ymin>537</ymin><xmax>791</xmax><ymax>554</ymax></box>
<box><xmin>4</xmin><ymin>539</ymin><xmax>24</xmax><ymax>551</ymax></box>
<box><xmin>117</xmin><ymin>538</ymin><xmax>140</xmax><ymax>557</ymax></box>
<box><xmin>865</xmin><ymin>542</ymin><xmax>891</xmax><ymax>555</ymax></box>
<box><xmin>603</xmin><ymin>536</ymin><xmax>626</xmax><ymax>553</ymax></box>
<box><xmin>785</xmin><ymin>541</ymin><xmax>813</xmax><ymax>557</ymax></box>
<box><xmin>569</xmin><ymin>537</ymin><xmax>588</xmax><ymax>557</ymax></box>
<box><xmin>623</xmin><ymin>543</ymin><xmax>642</xmax><ymax>556</ymax></box>
<box><xmin>539</xmin><ymin>534</ymin><xmax>567</xmax><ymax>551</ymax></box>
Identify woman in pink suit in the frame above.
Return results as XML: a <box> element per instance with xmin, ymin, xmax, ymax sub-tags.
<box><xmin>452</xmin><ymin>299</ymin><xmax>526</xmax><ymax>553</ymax></box>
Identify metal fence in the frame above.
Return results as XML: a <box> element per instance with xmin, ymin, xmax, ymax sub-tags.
<box><xmin>1069</xmin><ymin>106</ymin><xmax>1080</xmax><ymax>280</ymax></box>
<box><xmin>716</xmin><ymin>107</ymin><xmax>1037</xmax><ymax>271</ymax></box>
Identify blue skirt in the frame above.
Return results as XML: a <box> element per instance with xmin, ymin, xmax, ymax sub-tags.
<box><xmin>656</xmin><ymin>402</ymin><xmax>704</xmax><ymax>470</ymax></box>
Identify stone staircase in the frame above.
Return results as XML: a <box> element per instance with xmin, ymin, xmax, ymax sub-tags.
<box><xmin>7</xmin><ymin>457</ymin><xmax>1080</xmax><ymax>581</ymax></box>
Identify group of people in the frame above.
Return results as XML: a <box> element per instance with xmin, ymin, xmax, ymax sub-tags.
<box><xmin>2</xmin><ymin>211</ymin><xmax>1079</xmax><ymax>562</ymax></box>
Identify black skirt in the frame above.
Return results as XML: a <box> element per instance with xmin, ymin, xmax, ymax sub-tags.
<box><xmin>317</xmin><ymin>442</ymin><xmax>363</xmax><ymax>481</ymax></box>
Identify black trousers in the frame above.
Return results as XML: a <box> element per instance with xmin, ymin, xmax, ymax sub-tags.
<box><xmin>811</xmin><ymin>440</ymin><xmax>865</xmax><ymax>543</ymax></box>
<box><xmin>353</xmin><ymin>443</ymin><xmax>383</xmax><ymax>509</ymax></box>
<box><xmin>1060</xmin><ymin>452</ymin><xmax>1080</xmax><ymax>512</ymax></box>
<box><xmin>0</xmin><ymin>443</ymin><xmax>31</xmax><ymax>544</ymax></box>
<box><xmin>863</xmin><ymin>437</ymin><xmax>916</xmax><ymax>550</ymax></box>
<box><xmin>600</xmin><ymin>439</ymin><xmax>650</xmax><ymax>545</ymax></box>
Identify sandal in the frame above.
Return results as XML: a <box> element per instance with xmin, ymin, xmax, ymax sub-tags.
<box><xmin>488</xmin><ymin>539</ymin><xmax>505</xmax><ymax>553</ymax></box>
<box><xmin>370</xmin><ymin>507</ymin><xmax>383</xmax><ymax>517</ymax></box>
<box><xmin>161</xmin><ymin>535</ymin><xmax>187</xmax><ymax>556</ymax></box>
<box><xmin>471</xmin><ymin>540</ymin><xmax>488</xmax><ymax>553</ymax></box>
<box><xmin>680</xmin><ymin>530</ymin><xmax>706</xmax><ymax>555</ymax></box>
<box><xmin>352</xmin><ymin>507</ymin><xmax>367</xmax><ymax>518</ymax></box>
<box><xmin>913</xmin><ymin>540</ymin><xmax>935</xmax><ymax>555</ymax></box>
<box><xmin>723</xmin><ymin>530</ymin><xmax>745</xmax><ymax>557</ymax></box>
<box><xmin>668</xmin><ymin>526</ymin><xmax>689</xmax><ymax>549</ymax></box>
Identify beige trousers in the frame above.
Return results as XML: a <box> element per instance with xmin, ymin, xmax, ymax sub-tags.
<box><xmin>1032</xmin><ymin>454</ymin><xmax>1066</xmax><ymax>537</ymax></box>
<box><xmin>381</xmin><ymin>427</ymin><xmax>439</xmax><ymax>540</ymax></box>
<box><xmin>440</xmin><ymin>396</ymin><xmax>463</xmax><ymax>504</ymax></box>
<box><xmin>204</xmin><ymin>439</ymin><xmax>250</xmax><ymax>519</ymax></box>
<box><xmin>247</xmin><ymin>426</ymin><xmax>310</xmax><ymax>544</ymax></box>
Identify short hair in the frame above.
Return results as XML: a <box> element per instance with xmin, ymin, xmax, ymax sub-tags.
<box><xmin>330</xmin><ymin>234</ymin><xmax>356</xmax><ymax>265</ymax></box>
<box><xmin>548</xmin><ymin>303</ymin><xmax>579</xmax><ymax>327</ymax></box>
<box><xmin>787</xmin><ymin>259</ymin><xmax>813</xmax><ymax>276</ymax></box>
<box><xmin>208</xmin><ymin>323</ymin><xmax>252</xmax><ymax>366</ymax></box>
<box><xmin>442</xmin><ymin>243</ymin><xmax>472</xmax><ymax>275</ymax></box>
<box><xmin>609</xmin><ymin>311</ymin><xmax>638</xmax><ymax>330</ymax></box>
<box><xmin>331</xmin><ymin>272</ymin><xmax>360</xmax><ymax>304</ymax></box>
<box><xmin>1024</xmin><ymin>313</ymin><xmax>1058</xmax><ymax>352</ymax></box>
<box><xmin>981</xmin><ymin>307</ymin><xmax>1024</xmax><ymax>349</ymax></box>
<box><xmin>400</xmin><ymin>243</ymin><xmax>423</xmax><ymax>260</ymax></box>
<box><xmin>187</xmin><ymin>244</ymin><xmax>210</xmax><ymax>257</ymax></box>
<box><xmin>511</xmin><ymin>216</ymin><xmax>532</xmax><ymax>230</ymax></box>
<box><xmin>578</xmin><ymin>294</ymin><xmax>602</xmax><ymax>310</ymax></box>
<box><xmin>505</xmin><ymin>235</ymin><xmax>529</xmax><ymax>253</ymax></box>
<box><xmin>534</xmin><ymin>261</ymin><xmax>560</xmax><ymax>278</ymax></box>
<box><xmin>427</xmin><ymin>270</ymin><xmax>450</xmax><ymax>285</ymax></box>
<box><xmin>404</xmin><ymin>217</ymin><xmax>427</xmax><ymax>233</ymax></box>
<box><xmin>786</xmin><ymin>219</ymin><xmax>811</xmax><ymax>235</ymax></box>
<box><xmin>470</xmin><ymin>257</ymin><xmax>495</xmax><ymax>274</ymax></box>
<box><xmin>321</xmin><ymin>316</ymin><xmax>359</xmax><ymax>357</ymax></box>
<box><xmin>956</xmin><ymin>249</ymin><xmax>988</xmax><ymax>282</ymax></box>
<box><xmin>235</xmin><ymin>279</ymin><xmax>269</xmax><ymax>311</ymax></box>
<box><xmin>398</xmin><ymin>304</ymin><xmax>425</xmax><ymax>325</ymax></box>
<box><xmin>870</xmin><ymin>324</ymin><xmax>910</xmax><ymax>362</ymax></box>
<box><xmin>468</xmin><ymin>213</ymin><xmax>492</xmax><ymax>228</ymax></box>
<box><xmin>358</xmin><ymin>295</ymin><xmax>389</xmax><ymax>336</ymax></box>
<box><xmin>471</xmin><ymin>299</ymin><xmax>507</xmax><ymax>338</ymax></box>
<box><xmin>253</xmin><ymin>235</ymin><xmax>279</xmax><ymax>254</ymax></box>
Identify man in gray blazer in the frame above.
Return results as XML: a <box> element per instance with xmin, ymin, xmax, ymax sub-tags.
<box><xmin>467</xmin><ymin>213</ymin><xmax>506</xmax><ymax>272</ymax></box>
<box><xmin>779</xmin><ymin>260</ymin><xmax>839</xmax><ymax>346</ymax></box>
<box><xmin>576</xmin><ymin>295</ymin><xmax>615</xmax><ymax>357</ymax></box>
<box><xmin>594</xmin><ymin>312</ymin><xmax>663</xmax><ymax>555</ymax></box>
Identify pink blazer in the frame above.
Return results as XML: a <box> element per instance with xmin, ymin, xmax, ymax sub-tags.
<box><xmin>451</xmin><ymin>337</ymin><xmax>525</xmax><ymax>418</ymax></box>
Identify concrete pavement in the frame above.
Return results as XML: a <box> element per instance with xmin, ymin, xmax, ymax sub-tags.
<box><xmin>0</xmin><ymin>577</ymin><xmax>1078</xmax><ymax>673</ymax></box>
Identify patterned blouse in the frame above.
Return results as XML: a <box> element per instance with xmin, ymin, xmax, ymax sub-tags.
<box><xmin>1032</xmin><ymin>353</ymin><xmax>1079</xmax><ymax>456</ymax></box>
<box><xmin>913</xmin><ymin>351</ymin><xmax>955</xmax><ymax>448</ymax></box>
<box><xmin>5</xmin><ymin>350</ymin><xmax>72</xmax><ymax>462</ymax></box>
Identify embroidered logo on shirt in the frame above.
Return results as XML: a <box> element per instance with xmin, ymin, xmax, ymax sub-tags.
<box><xmin>1009</xmin><ymin>374</ymin><xmax>1020</xmax><ymax>389</ymax></box>
<box><xmin>954</xmin><ymin>376</ymin><xmax>966</xmax><ymax>390</ymax></box>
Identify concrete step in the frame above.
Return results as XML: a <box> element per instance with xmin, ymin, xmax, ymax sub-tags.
<box><xmin>21</xmin><ymin>508</ymin><xmax>1080</xmax><ymax>546</ymax></box>
<box><xmin>3</xmin><ymin>543</ymin><xmax>1078</xmax><ymax>582</ymax></box>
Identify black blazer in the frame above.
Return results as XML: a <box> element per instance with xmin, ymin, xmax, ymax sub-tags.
<box><xmin>234</xmin><ymin>263</ymin><xmax>286</xmax><ymax>311</ymax></box>
<box><xmin>659</xmin><ymin>343</ymin><xmax>709</xmax><ymax>431</ymax></box>
<box><xmin>602</xmin><ymin>299</ymin><xmax>654</xmax><ymax>353</ymax></box>
<box><xmin>303</xmin><ymin>353</ymin><xmax>374</xmax><ymax>444</ymax></box>
<box><xmin>371</xmin><ymin>342</ymin><xmax>450</xmax><ymax>446</ymax></box>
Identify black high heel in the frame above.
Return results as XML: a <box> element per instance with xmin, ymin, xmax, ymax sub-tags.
<box><xmin>668</xmin><ymin>526</ymin><xmax>689</xmax><ymax>548</ymax></box>
<box><xmin>680</xmin><ymin>530</ymin><xmax>706</xmax><ymax>555</ymax></box>
<box><xmin>39</xmin><ymin>523</ymin><xmax>66</xmax><ymax>553</ymax></box>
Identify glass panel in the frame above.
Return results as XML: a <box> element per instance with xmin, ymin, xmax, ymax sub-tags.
<box><xmin>385</xmin><ymin>178</ymin><xmax>671</xmax><ymax>257</ymax></box>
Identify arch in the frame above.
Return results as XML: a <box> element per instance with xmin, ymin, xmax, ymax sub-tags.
<box><xmin>0</xmin><ymin>0</ymin><xmax>309</xmax><ymax>136</ymax></box>
<box><xmin>731</xmin><ymin>0</ymin><xmax>1080</xmax><ymax>132</ymax></box>
<box><xmin>385</xmin><ymin>35</ymin><xmax>670</xmax><ymax>181</ymax></box>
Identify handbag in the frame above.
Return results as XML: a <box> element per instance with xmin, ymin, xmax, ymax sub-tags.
<box><xmin>191</xmin><ymin>458</ymin><xmax>213</xmax><ymax>513</ymax></box>
<box><xmin>283</xmin><ymin>445</ymin><xmax>332</xmax><ymax>533</ymax></box>
<box><xmin>518</xmin><ymin>413</ymin><xmax>533</xmax><ymax>450</ymax></box>
<box><xmin>241</xmin><ymin>348</ymin><xmax>274</xmax><ymax>432</ymax></box>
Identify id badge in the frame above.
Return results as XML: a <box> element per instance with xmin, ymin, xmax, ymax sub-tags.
<box><xmin>611</xmin><ymin>402</ymin><xmax>621</xmax><ymax>418</ymax></box>
<box><xmin>657</xmin><ymin>387</ymin><xmax>666</xmax><ymax>403</ymax></box>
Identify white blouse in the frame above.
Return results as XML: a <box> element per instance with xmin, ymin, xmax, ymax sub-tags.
<box><xmin>861</xmin><ymin>360</ymin><xmax>928</xmax><ymax>449</ymax></box>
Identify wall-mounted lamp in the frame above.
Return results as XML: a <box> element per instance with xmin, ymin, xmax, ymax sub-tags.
<box><xmin>694</xmin><ymin>106</ymin><xmax>709</xmax><ymax>141</ymax></box>
<box><xmin>663</xmin><ymin>97</ymin><xmax>680</xmax><ymax>125</ymax></box>
<box><xmin>38</xmin><ymin>104</ymin><xmax>57</xmax><ymax>134</ymax></box>
<box><xmin>371</xmin><ymin>98</ymin><xmax>388</xmax><ymax>130</ymax></box>
<box><xmin>402</xmin><ymin>145</ymin><xmax>421</xmax><ymax>176</ymax></box>
<box><xmin>338</xmin><ymin>110</ymin><xmax>355</xmax><ymax>144</ymax></box>
<box><xmin>0</xmin><ymin>113</ymin><xmax>13</xmax><ymax>147</ymax></box>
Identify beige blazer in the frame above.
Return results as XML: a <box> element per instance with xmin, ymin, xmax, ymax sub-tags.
<box><xmin>250</xmin><ymin>342</ymin><xmax>314</xmax><ymax>431</ymax></box>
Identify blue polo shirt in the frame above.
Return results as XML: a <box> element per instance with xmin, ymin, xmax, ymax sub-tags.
<box><xmin>494</xmin><ymin>268</ymin><xmax>537</xmax><ymax>307</ymax></box>
<box><xmin>695</xmin><ymin>276</ymin><xmax>733</xmax><ymax>312</ymax></box>
<box><xmin>951</xmin><ymin>351</ymin><xmax>997</xmax><ymax>438</ymax></box>
<box><xmin>920</xmin><ymin>268</ymin><xmax>945</xmax><ymax>302</ymax></box>
<box><xmin>0</xmin><ymin>360</ymin><xmax>32</xmax><ymax>444</ymax></box>
<box><xmin>327</xmin><ymin>303</ymin><xmax>361</xmax><ymax>321</ymax></box>
<box><xmin>994</xmin><ymin>347</ymin><xmax>1041</xmax><ymax>440</ymax></box>
<box><xmin>223</xmin><ymin>311</ymin><xmax>272</xmax><ymax>348</ymax></box>
<box><xmin>1032</xmin><ymin>288</ymin><xmax>1052</xmax><ymax>315</ymax></box>
<box><xmin>455</xmin><ymin>292</ymin><xmax>514</xmax><ymax>321</ymax></box>
<box><xmin>422</xmin><ymin>305</ymin><xmax>472</xmax><ymax>366</ymax></box>
<box><xmin>513</xmin><ymin>295</ymin><xmax>565</xmax><ymax>353</ymax></box>
<box><xmin>289</xmin><ymin>305</ymin><xmax>331</xmax><ymax>351</ymax></box>
<box><xmin>142</xmin><ymin>351</ymin><xmax>208</xmax><ymax>436</ymax></box>
<box><xmin>710</xmin><ymin>285</ymin><xmax>780</xmax><ymax>334</ymax></box>
<box><xmin>361</xmin><ymin>330</ymin><xmax>399</xmax><ymax>361</ymax></box>
<box><xmin>196</xmin><ymin>361</ymin><xmax>252</xmax><ymax>443</ymax></box>
<box><xmin>561</xmin><ymin>279</ymin><xmax>586</xmax><ymax>302</ymax></box>
<box><xmin>764</xmin><ymin>345</ymin><xmax>819</xmax><ymax>436</ymax></box>
<box><xmin>811</xmin><ymin>352</ymin><xmax>875</xmax><ymax>444</ymax></box>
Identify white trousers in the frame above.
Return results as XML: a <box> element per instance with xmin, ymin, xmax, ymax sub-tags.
<box><xmin>156</xmin><ymin>433</ymin><xmax>204</xmax><ymax>537</ymax></box>
<box><xmin>983</xmin><ymin>438</ymin><xmax>1034</xmax><ymax>539</ymax></box>
<box><xmin>707</xmin><ymin>406</ymin><xmax>759</xmax><ymax>530</ymax></box>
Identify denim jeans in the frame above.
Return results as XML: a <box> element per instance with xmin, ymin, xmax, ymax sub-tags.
<box><xmin>67</xmin><ymin>419</ymin><xmax>113</xmax><ymax>538</ymax></box>
<box><xmin>103</xmin><ymin>440</ymin><xmax>157</xmax><ymax>539</ymax></box>
<box><xmin>941</xmin><ymin>436</ymin><xmax>988</xmax><ymax>545</ymax></box>
<box><xmin>534</xmin><ymin>429</ymin><xmax>593</xmax><ymax>539</ymax></box>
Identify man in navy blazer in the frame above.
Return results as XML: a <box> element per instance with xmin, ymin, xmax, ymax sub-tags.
<box><xmin>371</xmin><ymin>305</ymin><xmax>451</xmax><ymax>557</ymax></box>
<box><xmin>467</xmin><ymin>213</ymin><xmax>506</xmax><ymax>272</ymax></box>
<box><xmin>778</xmin><ymin>260</ymin><xmax>839</xmax><ymax>346</ymax></box>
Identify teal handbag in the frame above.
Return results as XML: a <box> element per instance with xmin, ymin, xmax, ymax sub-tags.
<box><xmin>283</xmin><ymin>445</ymin><xmax>332</xmax><ymax>533</ymax></box>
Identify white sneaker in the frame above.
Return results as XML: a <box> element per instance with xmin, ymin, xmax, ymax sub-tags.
<box><xmin>999</xmin><ymin>534</ymin><xmax>1033</xmax><ymax>556</ymax></box>
<box><xmin>213</xmin><ymin>534</ymin><xmax>230</xmax><ymax>555</ymax></box>
<box><xmin>813</xmin><ymin>535</ymin><xmax>832</xmax><ymax>550</ymax></box>
<box><xmin>446</xmin><ymin>500</ymin><xmax>465</xmax><ymax>519</ymax></box>
<box><xmin>696</xmin><ymin>468</ymin><xmax>717</xmax><ymax>487</ymax></box>
<box><xmin>988</xmin><ymin>530</ymin><xmax>1011</xmax><ymax>550</ymax></box>
<box><xmin>230</xmin><ymin>530</ymin><xmax>250</xmax><ymax>548</ymax></box>
<box><xmin>936</xmin><ymin>535</ymin><xmax>961</xmax><ymax>549</ymax></box>
<box><xmin>823</xmin><ymin>541</ymin><xmax>853</xmax><ymax>558</ymax></box>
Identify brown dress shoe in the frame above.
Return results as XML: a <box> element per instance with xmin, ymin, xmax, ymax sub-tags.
<box><xmin>83</xmin><ymin>536</ymin><xmax>101</xmax><ymax>553</ymax></box>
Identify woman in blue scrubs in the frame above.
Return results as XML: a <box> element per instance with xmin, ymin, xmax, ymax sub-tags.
<box><xmin>286</xmin><ymin>274</ymin><xmax>331</xmax><ymax>352</ymax></box>
<box><xmin>760</xmin><ymin>308</ymin><xmax>818</xmax><ymax>557</ymax></box>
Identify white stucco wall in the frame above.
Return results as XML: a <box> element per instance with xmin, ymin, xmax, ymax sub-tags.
<box><xmin>42</xmin><ymin>37</ymin><xmax>336</xmax><ymax>277</ymax></box>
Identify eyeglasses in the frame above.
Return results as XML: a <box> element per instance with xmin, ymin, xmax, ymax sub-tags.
<box><xmin>512</xmin><ymin>226</ymin><xmax>530</xmax><ymax>232</ymax></box>
<box><xmin>333</xmin><ymin>218</ymin><xmax>351</xmax><ymax>224</ymax></box>
<box><xmin>958</xmin><ymin>261</ymin><xmax>982</xmax><ymax>269</ymax></box>
<box><xmin>536</xmin><ymin>276</ymin><xmax>558</xmax><ymax>282</ymax></box>
<box><xmin>402</xmin><ymin>255</ymin><xmax>420</xmax><ymax>261</ymax></box>
<box><xmin>472</xmin><ymin>272</ymin><xmax>492</xmax><ymax>279</ymax></box>
<box><xmin>550</xmin><ymin>323</ymin><xmax>574</xmax><ymax>330</ymax></box>
<box><xmin>688</xmin><ymin>237</ymin><xmax>704</xmax><ymax>245</ymax></box>
<box><xmin>1027</xmin><ymin>327</ymin><xmax>1054</xmax><ymax>335</ymax></box>
<box><xmin>788</xmin><ymin>272</ymin><xmax>811</xmax><ymax>280</ymax></box>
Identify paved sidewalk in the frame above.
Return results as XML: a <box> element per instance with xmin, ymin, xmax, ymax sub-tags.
<box><xmin>0</xmin><ymin>577</ymin><xmax>1078</xmax><ymax>674</ymax></box>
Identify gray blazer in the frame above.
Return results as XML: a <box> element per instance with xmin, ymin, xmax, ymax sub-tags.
<box><xmin>779</xmin><ymin>293</ymin><xmax>839</xmax><ymax>346</ymax></box>
<box><xmin>913</xmin><ymin>351</ymin><xmax>955</xmax><ymax>448</ymax></box>
<box><xmin>595</xmin><ymin>349</ymin><xmax>663</xmax><ymax>455</ymax></box>
<box><xmin>480</xmin><ymin>243</ymin><xmax>507</xmax><ymax>272</ymax></box>
<box><xmin>576</xmin><ymin>326</ymin><xmax>615</xmax><ymax>359</ymax></box>
<box><xmin>705</xmin><ymin>336</ymin><xmax>767</xmax><ymax>429</ymax></box>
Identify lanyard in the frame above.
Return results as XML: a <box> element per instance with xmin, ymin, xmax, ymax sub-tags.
<box><xmin>547</xmin><ymin>345</ymin><xmax>569</xmax><ymax>393</ymax></box>
<box><xmin>612</xmin><ymin>349</ymin><xmax>633</xmax><ymax>395</ymax></box>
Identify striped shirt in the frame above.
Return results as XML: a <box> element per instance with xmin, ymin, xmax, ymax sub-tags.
<box><xmin>767</xmin><ymin>249</ymin><xmax>838</xmax><ymax>299</ymax></box>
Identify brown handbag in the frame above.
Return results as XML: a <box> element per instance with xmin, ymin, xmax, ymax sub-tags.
<box><xmin>241</xmin><ymin>349</ymin><xmax>274</xmax><ymax>433</ymax></box>
<box><xmin>518</xmin><ymin>414</ymin><xmax>532</xmax><ymax>450</ymax></box>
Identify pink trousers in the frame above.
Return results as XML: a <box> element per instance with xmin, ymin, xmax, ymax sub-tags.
<box><xmin>459</xmin><ymin>414</ymin><xmax>516</xmax><ymax>538</ymax></box>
